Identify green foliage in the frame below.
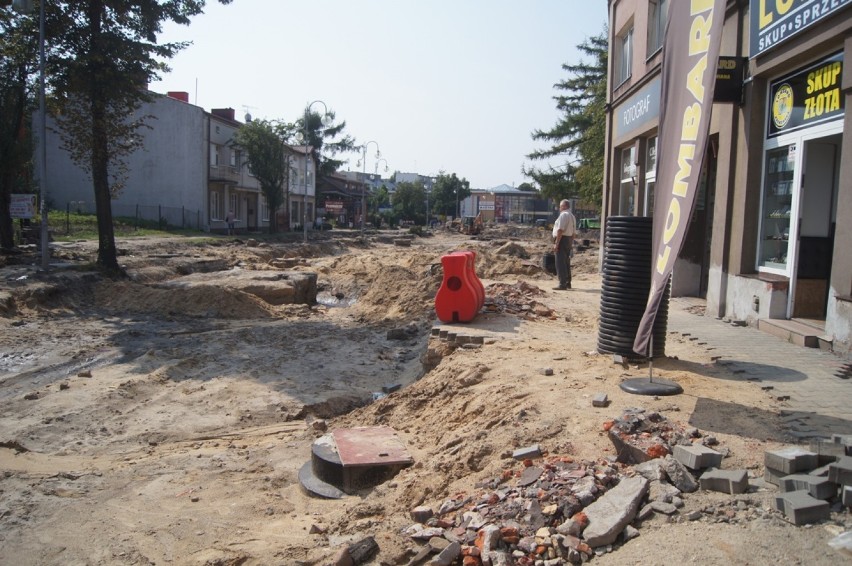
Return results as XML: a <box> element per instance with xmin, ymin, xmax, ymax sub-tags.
<box><xmin>0</xmin><ymin>7</ymin><xmax>37</xmax><ymax>250</ymax></box>
<box><xmin>392</xmin><ymin>181</ymin><xmax>426</xmax><ymax>225</ymax></box>
<box><xmin>233</xmin><ymin>119</ymin><xmax>296</xmax><ymax>233</ymax></box>
<box><xmin>525</xmin><ymin>29</ymin><xmax>607</xmax><ymax>210</ymax></box>
<box><xmin>43</xmin><ymin>0</ymin><xmax>233</xmax><ymax>271</ymax></box>
<box><xmin>430</xmin><ymin>172</ymin><xmax>470</xmax><ymax>217</ymax></box>
<box><xmin>300</xmin><ymin>107</ymin><xmax>357</xmax><ymax>177</ymax></box>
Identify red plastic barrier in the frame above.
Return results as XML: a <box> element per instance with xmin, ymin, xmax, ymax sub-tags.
<box><xmin>435</xmin><ymin>250</ymin><xmax>484</xmax><ymax>323</ymax></box>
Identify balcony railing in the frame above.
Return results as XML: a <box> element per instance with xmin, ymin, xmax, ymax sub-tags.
<box><xmin>209</xmin><ymin>164</ymin><xmax>240</xmax><ymax>183</ymax></box>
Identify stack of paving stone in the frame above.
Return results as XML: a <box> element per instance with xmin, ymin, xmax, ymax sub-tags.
<box><xmin>765</xmin><ymin>435</ymin><xmax>852</xmax><ymax>525</ymax></box>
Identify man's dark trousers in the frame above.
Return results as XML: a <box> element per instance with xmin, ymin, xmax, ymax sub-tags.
<box><xmin>555</xmin><ymin>237</ymin><xmax>572</xmax><ymax>289</ymax></box>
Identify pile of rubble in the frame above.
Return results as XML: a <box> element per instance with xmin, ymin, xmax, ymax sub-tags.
<box><xmin>337</xmin><ymin>409</ymin><xmax>848</xmax><ymax>566</ymax></box>
<box><xmin>483</xmin><ymin>281</ymin><xmax>554</xmax><ymax>319</ymax></box>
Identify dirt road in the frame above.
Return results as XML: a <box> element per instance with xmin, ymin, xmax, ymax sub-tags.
<box><xmin>0</xmin><ymin>227</ymin><xmax>848</xmax><ymax>565</ymax></box>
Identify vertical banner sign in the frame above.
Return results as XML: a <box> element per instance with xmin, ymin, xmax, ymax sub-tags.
<box><xmin>633</xmin><ymin>0</ymin><xmax>726</xmax><ymax>356</ymax></box>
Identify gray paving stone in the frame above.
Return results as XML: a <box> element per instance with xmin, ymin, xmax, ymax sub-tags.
<box><xmin>774</xmin><ymin>490</ymin><xmax>831</xmax><ymax>525</ymax></box>
<box><xmin>764</xmin><ymin>446</ymin><xmax>819</xmax><ymax>475</ymax></box>
<box><xmin>779</xmin><ymin>473</ymin><xmax>838</xmax><ymax>500</ymax></box>
<box><xmin>828</xmin><ymin>456</ymin><xmax>852</xmax><ymax>487</ymax></box>
<box><xmin>809</xmin><ymin>438</ymin><xmax>847</xmax><ymax>465</ymax></box>
<box><xmin>699</xmin><ymin>468</ymin><xmax>749</xmax><ymax>494</ymax></box>
<box><xmin>673</xmin><ymin>444</ymin><xmax>723</xmax><ymax>470</ymax></box>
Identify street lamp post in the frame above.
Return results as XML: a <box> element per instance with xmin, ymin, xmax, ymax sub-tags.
<box><xmin>302</xmin><ymin>100</ymin><xmax>329</xmax><ymax>243</ymax></box>
<box><xmin>359</xmin><ymin>141</ymin><xmax>380</xmax><ymax>234</ymax></box>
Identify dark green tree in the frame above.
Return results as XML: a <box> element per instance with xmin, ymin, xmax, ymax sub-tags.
<box><xmin>525</xmin><ymin>29</ymin><xmax>607</xmax><ymax>210</ymax></box>
<box><xmin>517</xmin><ymin>182</ymin><xmax>536</xmax><ymax>192</ymax></box>
<box><xmin>368</xmin><ymin>183</ymin><xmax>391</xmax><ymax>227</ymax></box>
<box><xmin>430</xmin><ymin>172</ymin><xmax>470</xmax><ymax>218</ymax></box>
<box><xmin>299</xmin><ymin>107</ymin><xmax>357</xmax><ymax>178</ymax></box>
<box><xmin>46</xmin><ymin>0</ymin><xmax>232</xmax><ymax>273</ymax></box>
<box><xmin>0</xmin><ymin>5</ymin><xmax>36</xmax><ymax>251</ymax></box>
<box><xmin>392</xmin><ymin>181</ymin><xmax>426</xmax><ymax>225</ymax></box>
<box><xmin>233</xmin><ymin>119</ymin><xmax>296</xmax><ymax>233</ymax></box>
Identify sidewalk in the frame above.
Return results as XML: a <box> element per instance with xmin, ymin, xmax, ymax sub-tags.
<box><xmin>667</xmin><ymin>297</ymin><xmax>852</xmax><ymax>439</ymax></box>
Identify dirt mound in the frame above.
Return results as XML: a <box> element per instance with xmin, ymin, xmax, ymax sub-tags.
<box><xmin>93</xmin><ymin>280</ymin><xmax>277</xmax><ymax>319</ymax></box>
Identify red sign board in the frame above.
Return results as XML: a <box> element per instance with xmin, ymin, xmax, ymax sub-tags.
<box><xmin>325</xmin><ymin>200</ymin><xmax>344</xmax><ymax>211</ymax></box>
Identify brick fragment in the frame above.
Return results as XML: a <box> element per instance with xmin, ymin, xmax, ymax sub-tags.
<box><xmin>699</xmin><ymin>468</ymin><xmax>749</xmax><ymax>494</ymax></box>
<box><xmin>592</xmin><ymin>393</ymin><xmax>609</xmax><ymax>408</ymax></box>
<box><xmin>779</xmin><ymin>474</ymin><xmax>837</xmax><ymax>500</ymax></box>
<box><xmin>764</xmin><ymin>446</ymin><xmax>818</xmax><ymax>475</ymax></box>
<box><xmin>673</xmin><ymin>444</ymin><xmax>723</xmax><ymax>470</ymax></box>
<box><xmin>410</xmin><ymin>505</ymin><xmax>434</xmax><ymax>523</ymax></box>
<box><xmin>774</xmin><ymin>490</ymin><xmax>830</xmax><ymax>525</ymax></box>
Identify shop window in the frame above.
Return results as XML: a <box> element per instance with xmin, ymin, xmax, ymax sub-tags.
<box><xmin>758</xmin><ymin>145</ymin><xmax>796</xmax><ymax>271</ymax></box>
<box><xmin>616</xmin><ymin>26</ymin><xmax>633</xmax><ymax>86</ymax></box>
<box><xmin>644</xmin><ymin>137</ymin><xmax>657</xmax><ymax>216</ymax></box>
<box><xmin>648</xmin><ymin>0</ymin><xmax>667</xmax><ymax>57</ymax></box>
<box><xmin>619</xmin><ymin>146</ymin><xmax>636</xmax><ymax>216</ymax></box>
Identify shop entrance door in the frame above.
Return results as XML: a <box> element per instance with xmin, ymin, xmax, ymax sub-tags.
<box><xmin>790</xmin><ymin>134</ymin><xmax>841</xmax><ymax>319</ymax></box>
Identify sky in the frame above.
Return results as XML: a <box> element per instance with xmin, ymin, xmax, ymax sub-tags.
<box><xmin>150</xmin><ymin>0</ymin><xmax>609</xmax><ymax>191</ymax></box>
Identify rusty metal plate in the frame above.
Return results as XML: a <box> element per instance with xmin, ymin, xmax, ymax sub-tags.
<box><xmin>333</xmin><ymin>426</ymin><xmax>413</xmax><ymax>468</ymax></box>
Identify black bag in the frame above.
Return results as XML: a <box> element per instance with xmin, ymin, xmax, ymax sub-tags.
<box><xmin>541</xmin><ymin>252</ymin><xmax>556</xmax><ymax>275</ymax></box>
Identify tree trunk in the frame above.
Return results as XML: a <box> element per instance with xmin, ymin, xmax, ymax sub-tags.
<box><xmin>87</xmin><ymin>0</ymin><xmax>119</xmax><ymax>273</ymax></box>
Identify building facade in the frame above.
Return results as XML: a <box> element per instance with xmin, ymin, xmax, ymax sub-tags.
<box><xmin>39</xmin><ymin>90</ymin><xmax>316</xmax><ymax>234</ymax></box>
<box><xmin>604</xmin><ymin>0</ymin><xmax>852</xmax><ymax>355</ymax></box>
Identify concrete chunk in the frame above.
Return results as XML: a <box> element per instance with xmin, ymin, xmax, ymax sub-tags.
<box><xmin>699</xmin><ymin>469</ymin><xmax>749</xmax><ymax>494</ymax></box>
<box><xmin>779</xmin><ymin>474</ymin><xmax>837</xmax><ymax>500</ymax></box>
<box><xmin>764</xmin><ymin>446</ymin><xmax>818</xmax><ymax>475</ymax></box>
<box><xmin>582</xmin><ymin>476</ymin><xmax>648</xmax><ymax>548</ymax></box>
<box><xmin>662</xmin><ymin>455</ymin><xmax>698</xmax><ymax>493</ymax></box>
<box><xmin>512</xmin><ymin>444</ymin><xmax>542</xmax><ymax>460</ymax></box>
<box><xmin>673</xmin><ymin>444</ymin><xmax>723</xmax><ymax>470</ymax></box>
<box><xmin>828</xmin><ymin>456</ymin><xmax>852</xmax><ymax>486</ymax></box>
<box><xmin>774</xmin><ymin>490</ymin><xmax>830</xmax><ymax>525</ymax></box>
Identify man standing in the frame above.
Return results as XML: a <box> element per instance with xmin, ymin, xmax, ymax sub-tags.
<box><xmin>551</xmin><ymin>199</ymin><xmax>576</xmax><ymax>290</ymax></box>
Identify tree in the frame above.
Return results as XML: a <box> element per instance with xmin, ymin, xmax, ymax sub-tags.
<box><xmin>0</xmin><ymin>6</ymin><xmax>36</xmax><ymax>252</ymax></box>
<box><xmin>525</xmin><ymin>29</ymin><xmax>607</xmax><ymax>209</ymax></box>
<box><xmin>299</xmin><ymin>107</ymin><xmax>357</xmax><ymax>178</ymax></box>
<box><xmin>430</xmin><ymin>172</ymin><xmax>470</xmax><ymax>218</ymax></box>
<box><xmin>45</xmin><ymin>0</ymin><xmax>232</xmax><ymax>273</ymax></box>
<box><xmin>233</xmin><ymin>119</ymin><xmax>296</xmax><ymax>233</ymax></box>
<box><xmin>517</xmin><ymin>182</ymin><xmax>536</xmax><ymax>192</ymax></box>
<box><xmin>368</xmin><ymin>183</ymin><xmax>391</xmax><ymax>227</ymax></box>
<box><xmin>392</xmin><ymin>181</ymin><xmax>426</xmax><ymax>225</ymax></box>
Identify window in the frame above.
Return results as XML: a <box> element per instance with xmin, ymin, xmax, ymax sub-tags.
<box><xmin>229</xmin><ymin>193</ymin><xmax>239</xmax><ymax>217</ymax></box>
<box><xmin>210</xmin><ymin>191</ymin><xmax>221</xmax><ymax>220</ymax></box>
<box><xmin>261</xmin><ymin>195</ymin><xmax>269</xmax><ymax>222</ymax></box>
<box><xmin>619</xmin><ymin>146</ymin><xmax>636</xmax><ymax>216</ymax></box>
<box><xmin>230</xmin><ymin>149</ymin><xmax>238</xmax><ymax>168</ymax></box>
<box><xmin>616</xmin><ymin>26</ymin><xmax>633</xmax><ymax>85</ymax></box>
<box><xmin>644</xmin><ymin>137</ymin><xmax>657</xmax><ymax>216</ymax></box>
<box><xmin>648</xmin><ymin>0</ymin><xmax>667</xmax><ymax>56</ymax></box>
<box><xmin>210</xmin><ymin>143</ymin><xmax>219</xmax><ymax>166</ymax></box>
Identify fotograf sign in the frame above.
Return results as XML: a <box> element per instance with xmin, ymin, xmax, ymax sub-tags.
<box><xmin>613</xmin><ymin>77</ymin><xmax>661</xmax><ymax>141</ymax></box>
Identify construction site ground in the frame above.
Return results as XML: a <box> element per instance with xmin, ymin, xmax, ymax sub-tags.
<box><xmin>0</xmin><ymin>225</ymin><xmax>849</xmax><ymax>565</ymax></box>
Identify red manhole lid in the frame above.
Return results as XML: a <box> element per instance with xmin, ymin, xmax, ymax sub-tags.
<box><xmin>333</xmin><ymin>426</ymin><xmax>413</xmax><ymax>467</ymax></box>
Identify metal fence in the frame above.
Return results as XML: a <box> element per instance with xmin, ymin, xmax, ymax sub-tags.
<box><xmin>67</xmin><ymin>201</ymin><xmax>205</xmax><ymax>231</ymax></box>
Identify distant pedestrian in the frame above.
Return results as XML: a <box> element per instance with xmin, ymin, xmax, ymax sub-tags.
<box><xmin>551</xmin><ymin>199</ymin><xmax>576</xmax><ymax>290</ymax></box>
<box><xmin>226</xmin><ymin>210</ymin><xmax>236</xmax><ymax>235</ymax></box>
